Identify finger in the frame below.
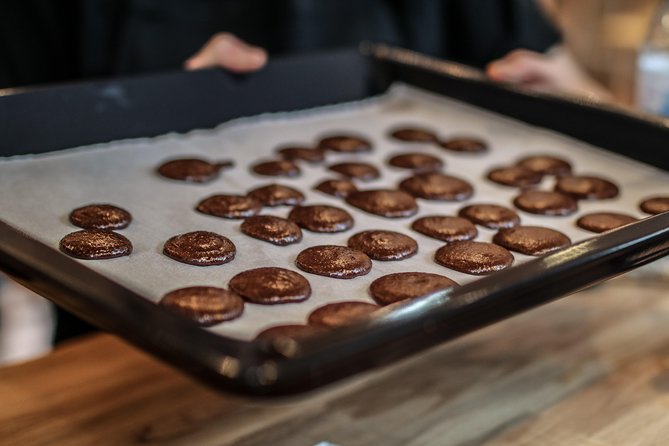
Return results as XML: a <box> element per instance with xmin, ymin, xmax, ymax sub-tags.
<box><xmin>487</xmin><ymin>48</ymin><xmax>616</xmax><ymax>102</ymax></box>
<box><xmin>502</xmin><ymin>48</ymin><xmax>542</xmax><ymax>61</ymax></box>
<box><xmin>185</xmin><ymin>33</ymin><xmax>267</xmax><ymax>72</ymax></box>
<box><xmin>486</xmin><ymin>52</ymin><xmax>551</xmax><ymax>84</ymax></box>
<box><xmin>185</xmin><ymin>33</ymin><xmax>268</xmax><ymax>73</ymax></box>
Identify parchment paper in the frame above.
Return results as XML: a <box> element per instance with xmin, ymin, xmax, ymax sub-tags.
<box><xmin>1</xmin><ymin>84</ymin><xmax>667</xmax><ymax>340</ymax></box>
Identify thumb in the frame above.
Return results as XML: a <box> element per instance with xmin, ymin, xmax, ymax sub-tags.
<box><xmin>185</xmin><ymin>33</ymin><xmax>267</xmax><ymax>73</ymax></box>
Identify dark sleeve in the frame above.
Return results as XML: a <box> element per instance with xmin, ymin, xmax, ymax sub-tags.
<box><xmin>103</xmin><ymin>0</ymin><xmax>289</xmax><ymax>75</ymax></box>
<box><xmin>100</xmin><ymin>0</ymin><xmax>560</xmax><ymax>76</ymax></box>
<box><xmin>444</xmin><ymin>0</ymin><xmax>561</xmax><ymax>67</ymax></box>
<box><xmin>79</xmin><ymin>0</ymin><xmax>130</xmax><ymax>78</ymax></box>
<box><xmin>389</xmin><ymin>0</ymin><xmax>561</xmax><ymax>68</ymax></box>
<box><xmin>503</xmin><ymin>0</ymin><xmax>562</xmax><ymax>53</ymax></box>
<box><xmin>0</xmin><ymin>1</ymin><xmax>80</xmax><ymax>89</ymax></box>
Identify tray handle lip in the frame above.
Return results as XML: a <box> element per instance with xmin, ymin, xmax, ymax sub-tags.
<box><xmin>2</xmin><ymin>212</ymin><xmax>667</xmax><ymax>396</ymax></box>
<box><xmin>259</xmin><ymin>212</ymin><xmax>669</xmax><ymax>395</ymax></box>
<box><xmin>361</xmin><ymin>42</ymin><xmax>669</xmax><ymax>131</ymax></box>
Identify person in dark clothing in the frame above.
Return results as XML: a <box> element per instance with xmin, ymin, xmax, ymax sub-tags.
<box><xmin>0</xmin><ymin>0</ymin><xmax>560</xmax><ymax>88</ymax></box>
<box><xmin>4</xmin><ymin>0</ymin><xmax>603</xmax><ymax>347</ymax></box>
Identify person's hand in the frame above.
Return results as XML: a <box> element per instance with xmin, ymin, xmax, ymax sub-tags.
<box><xmin>185</xmin><ymin>33</ymin><xmax>267</xmax><ymax>73</ymax></box>
<box><xmin>486</xmin><ymin>46</ymin><xmax>614</xmax><ymax>103</ymax></box>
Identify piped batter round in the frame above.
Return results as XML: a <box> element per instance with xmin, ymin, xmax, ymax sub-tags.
<box><xmin>163</xmin><ymin>231</ymin><xmax>236</xmax><ymax>266</ymax></box>
<box><xmin>159</xmin><ymin>286</ymin><xmax>244</xmax><ymax>326</ymax></box>
<box><xmin>229</xmin><ymin>267</ymin><xmax>311</xmax><ymax>304</ymax></box>
<box><xmin>296</xmin><ymin>245</ymin><xmax>372</xmax><ymax>279</ymax></box>
<box><xmin>369</xmin><ymin>272</ymin><xmax>458</xmax><ymax>305</ymax></box>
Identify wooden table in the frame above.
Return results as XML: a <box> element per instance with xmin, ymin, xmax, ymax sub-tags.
<box><xmin>1</xmin><ymin>274</ymin><xmax>669</xmax><ymax>446</ymax></box>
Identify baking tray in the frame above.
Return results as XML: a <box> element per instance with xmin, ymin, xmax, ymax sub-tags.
<box><xmin>0</xmin><ymin>45</ymin><xmax>668</xmax><ymax>396</ymax></box>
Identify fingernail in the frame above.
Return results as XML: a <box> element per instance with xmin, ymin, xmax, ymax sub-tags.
<box><xmin>249</xmin><ymin>49</ymin><xmax>267</xmax><ymax>65</ymax></box>
<box><xmin>489</xmin><ymin>60</ymin><xmax>507</xmax><ymax>71</ymax></box>
<box><xmin>490</xmin><ymin>64</ymin><xmax>513</xmax><ymax>78</ymax></box>
<box><xmin>486</xmin><ymin>65</ymin><xmax>502</xmax><ymax>79</ymax></box>
<box><xmin>184</xmin><ymin>58</ymin><xmax>197</xmax><ymax>70</ymax></box>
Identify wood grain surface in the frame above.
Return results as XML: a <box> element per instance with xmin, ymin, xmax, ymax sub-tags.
<box><xmin>1</xmin><ymin>274</ymin><xmax>668</xmax><ymax>446</ymax></box>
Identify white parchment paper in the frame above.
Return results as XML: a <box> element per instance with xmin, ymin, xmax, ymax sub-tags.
<box><xmin>1</xmin><ymin>84</ymin><xmax>667</xmax><ymax>340</ymax></box>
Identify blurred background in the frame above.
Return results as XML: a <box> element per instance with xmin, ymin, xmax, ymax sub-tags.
<box><xmin>542</xmin><ymin>0</ymin><xmax>661</xmax><ymax>105</ymax></box>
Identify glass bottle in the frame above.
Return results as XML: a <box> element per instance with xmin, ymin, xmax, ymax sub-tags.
<box><xmin>636</xmin><ymin>0</ymin><xmax>669</xmax><ymax>115</ymax></box>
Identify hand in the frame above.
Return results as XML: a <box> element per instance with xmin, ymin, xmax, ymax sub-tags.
<box><xmin>185</xmin><ymin>33</ymin><xmax>267</xmax><ymax>73</ymax></box>
<box><xmin>486</xmin><ymin>47</ymin><xmax>614</xmax><ymax>103</ymax></box>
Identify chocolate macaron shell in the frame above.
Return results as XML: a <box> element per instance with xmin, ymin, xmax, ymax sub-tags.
<box><xmin>398</xmin><ymin>172</ymin><xmax>474</xmax><ymax>201</ymax></box>
<box><xmin>256</xmin><ymin>324</ymin><xmax>325</xmax><ymax>341</ymax></box>
<box><xmin>493</xmin><ymin>226</ymin><xmax>571</xmax><ymax>256</ymax></box>
<box><xmin>513</xmin><ymin>190</ymin><xmax>578</xmax><ymax>216</ymax></box>
<box><xmin>639</xmin><ymin>196</ymin><xmax>669</xmax><ymax>215</ymax></box>
<box><xmin>307</xmin><ymin>301</ymin><xmax>380</xmax><ymax>328</ymax></box>
<box><xmin>387</xmin><ymin>153</ymin><xmax>444</xmax><ymax>172</ymax></box>
<box><xmin>69</xmin><ymin>204</ymin><xmax>132</xmax><ymax>230</ymax></box>
<box><xmin>458</xmin><ymin>204</ymin><xmax>520</xmax><ymax>229</ymax></box>
<box><xmin>435</xmin><ymin>241</ymin><xmax>514</xmax><ymax>275</ymax></box>
<box><xmin>59</xmin><ymin>230</ymin><xmax>133</xmax><ymax>260</ymax></box>
<box><xmin>347</xmin><ymin>230</ymin><xmax>418</xmax><ymax>261</ymax></box>
<box><xmin>240</xmin><ymin>215</ymin><xmax>303</xmax><ymax>245</ymax></box>
<box><xmin>487</xmin><ymin>166</ymin><xmax>543</xmax><ymax>188</ymax></box>
<box><xmin>328</xmin><ymin>162</ymin><xmax>381</xmax><ymax>181</ymax></box>
<box><xmin>276</xmin><ymin>146</ymin><xmax>326</xmax><ymax>163</ymax></box>
<box><xmin>411</xmin><ymin>216</ymin><xmax>478</xmax><ymax>242</ymax></box>
<box><xmin>251</xmin><ymin>160</ymin><xmax>301</xmax><ymax>177</ymax></box>
<box><xmin>229</xmin><ymin>267</ymin><xmax>311</xmax><ymax>304</ymax></box>
<box><xmin>389</xmin><ymin>127</ymin><xmax>438</xmax><ymax>143</ymax></box>
<box><xmin>163</xmin><ymin>231</ymin><xmax>236</xmax><ymax>266</ymax></box>
<box><xmin>516</xmin><ymin>155</ymin><xmax>572</xmax><ymax>177</ymax></box>
<box><xmin>439</xmin><ymin>137</ymin><xmax>488</xmax><ymax>153</ymax></box>
<box><xmin>288</xmin><ymin>205</ymin><xmax>354</xmax><ymax>233</ymax></box>
<box><xmin>158</xmin><ymin>286</ymin><xmax>244</xmax><ymax>326</ymax></box>
<box><xmin>314</xmin><ymin>179</ymin><xmax>358</xmax><ymax>198</ymax></box>
<box><xmin>317</xmin><ymin>135</ymin><xmax>372</xmax><ymax>153</ymax></box>
<box><xmin>196</xmin><ymin>194</ymin><xmax>262</xmax><ymax>219</ymax></box>
<box><xmin>157</xmin><ymin>158</ymin><xmax>221</xmax><ymax>183</ymax></box>
<box><xmin>369</xmin><ymin>272</ymin><xmax>458</xmax><ymax>306</ymax></box>
<box><xmin>554</xmin><ymin>175</ymin><xmax>619</xmax><ymax>200</ymax></box>
<box><xmin>295</xmin><ymin>245</ymin><xmax>372</xmax><ymax>279</ymax></box>
<box><xmin>576</xmin><ymin>212</ymin><xmax>637</xmax><ymax>233</ymax></box>
<box><xmin>345</xmin><ymin>189</ymin><xmax>418</xmax><ymax>218</ymax></box>
<box><xmin>246</xmin><ymin>184</ymin><xmax>305</xmax><ymax>207</ymax></box>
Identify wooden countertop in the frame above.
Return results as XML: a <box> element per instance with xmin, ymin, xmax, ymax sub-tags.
<box><xmin>1</xmin><ymin>275</ymin><xmax>669</xmax><ymax>446</ymax></box>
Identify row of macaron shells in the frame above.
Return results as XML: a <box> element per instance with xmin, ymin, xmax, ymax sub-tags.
<box><xmin>56</xmin><ymin>127</ymin><xmax>669</xmax><ymax>334</ymax></box>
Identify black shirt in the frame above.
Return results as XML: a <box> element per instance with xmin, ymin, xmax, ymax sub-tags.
<box><xmin>0</xmin><ymin>0</ymin><xmax>559</xmax><ymax>88</ymax></box>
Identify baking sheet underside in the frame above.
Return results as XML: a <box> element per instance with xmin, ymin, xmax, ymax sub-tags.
<box><xmin>1</xmin><ymin>84</ymin><xmax>667</xmax><ymax>340</ymax></box>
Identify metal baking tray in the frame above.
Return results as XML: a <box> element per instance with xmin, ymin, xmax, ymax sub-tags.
<box><xmin>0</xmin><ymin>44</ymin><xmax>668</xmax><ymax>396</ymax></box>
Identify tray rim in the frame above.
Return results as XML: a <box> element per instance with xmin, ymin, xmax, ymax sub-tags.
<box><xmin>2</xmin><ymin>213</ymin><xmax>668</xmax><ymax>396</ymax></box>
